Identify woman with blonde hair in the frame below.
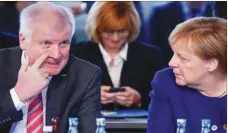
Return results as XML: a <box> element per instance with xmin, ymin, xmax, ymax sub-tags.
<box><xmin>147</xmin><ymin>17</ymin><xmax>227</xmax><ymax>133</ymax></box>
<box><xmin>71</xmin><ymin>1</ymin><xmax>163</xmax><ymax>110</ymax></box>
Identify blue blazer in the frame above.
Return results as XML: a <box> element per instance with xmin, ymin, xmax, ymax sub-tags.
<box><xmin>147</xmin><ymin>67</ymin><xmax>227</xmax><ymax>133</ymax></box>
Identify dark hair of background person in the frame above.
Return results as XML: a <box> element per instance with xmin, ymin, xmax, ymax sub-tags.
<box><xmin>2</xmin><ymin>1</ymin><xmax>17</xmax><ymax>5</ymax></box>
<box><xmin>211</xmin><ymin>1</ymin><xmax>227</xmax><ymax>19</ymax></box>
<box><xmin>0</xmin><ymin>2</ymin><xmax>35</xmax><ymax>35</ymax></box>
<box><xmin>0</xmin><ymin>2</ymin><xmax>19</xmax><ymax>34</ymax></box>
<box><xmin>0</xmin><ymin>32</ymin><xmax>19</xmax><ymax>49</ymax></box>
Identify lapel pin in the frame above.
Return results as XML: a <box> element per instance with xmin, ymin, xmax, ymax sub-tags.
<box><xmin>61</xmin><ymin>74</ymin><xmax>66</xmax><ymax>76</ymax></box>
<box><xmin>51</xmin><ymin>116</ymin><xmax>60</xmax><ymax>132</ymax></box>
<box><xmin>211</xmin><ymin>125</ymin><xmax>218</xmax><ymax>131</ymax></box>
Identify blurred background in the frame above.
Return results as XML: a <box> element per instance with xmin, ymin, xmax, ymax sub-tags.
<box><xmin>0</xmin><ymin>2</ymin><xmax>226</xmax><ymax>132</ymax></box>
<box><xmin>52</xmin><ymin>1</ymin><xmax>169</xmax><ymax>43</ymax></box>
<box><xmin>0</xmin><ymin>1</ymin><xmax>227</xmax><ymax>66</ymax></box>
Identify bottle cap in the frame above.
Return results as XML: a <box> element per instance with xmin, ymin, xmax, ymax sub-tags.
<box><xmin>96</xmin><ymin>118</ymin><xmax>106</xmax><ymax>126</ymax></box>
<box><xmin>177</xmin><ymin>119</ymin><xmax>186</xmax><ymax>127</ymax></box>
<box><xmin>69</xmin><ymin>117</ymin><xmax>78</xmax><ymax>126</ymax></box>
<box><xmin>201</xmin><ymin>119</ymin><xmax>211</xmax><ymax>128</ymax></box>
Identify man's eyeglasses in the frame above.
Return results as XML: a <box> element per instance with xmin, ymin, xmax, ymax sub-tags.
<box><xmin>102</xmin><ymin>29</ymin><xmax>129</xmax><ymax>38</ymax></box>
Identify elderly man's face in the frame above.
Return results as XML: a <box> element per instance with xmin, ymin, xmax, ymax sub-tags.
<box><xmin>168</xmin><ymin>39</ymin><xmax>211</xmax><ymax>87</ymax></box>
<box><xmin>20</xmin><ymin>15</ymin><xmax>72</xmax><ymax>76</ymax></box>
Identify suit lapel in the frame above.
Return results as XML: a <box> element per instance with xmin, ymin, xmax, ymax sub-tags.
<box><xmin>120</xmin><ymin>43</ymin><xmax>132</xmax><ymax>86</ymax></box>
<box><xmin>9</xmin><ymin>47</ymin><xmax>22</xmax><ymax>86</ymax></box>
<box><xmin>45</xmin><ymin>64</ymin><xmax>69</xmax><ymax>125</ymax></box>
<box><xmin>91</xmin><ymin>44</ymin><xmax>113</xmax><ymax>86</ymax></box>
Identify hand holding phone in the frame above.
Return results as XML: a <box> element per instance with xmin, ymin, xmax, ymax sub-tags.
<box><xmin>115</xmin><ymin>86</ymin><xmax>141</xmax><ymax>107</ymax></box>
<box><xmin>109</xmin><ymin>87</ymin><xmax>126</xmax><ymax>93</ymax></box>
<box><xmin>101</xmin><ymin>86</ymin><xmax>117</xmax><ymax>104</ymax></box>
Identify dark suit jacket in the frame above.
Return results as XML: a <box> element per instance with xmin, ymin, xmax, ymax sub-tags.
<box><xmin>0</xmin><ymin>47</ymin><xmax>102</xmax><ymax>133</ymax></box>
<box><xmin>0</xmin><ymin>32</ymin><xmax>19</xmax><ymax>49</ymax></box>
<box><xmin>147</xmin><ymin>68</ymin><xmax>227</xmax><ymax>133</ymax></box>
<box><xmin>148</xmin><ymin>2</ymin><xmax>212</xmax><ymax>66</ymax></box>
<box><xmin>70</xmin><ymin>41</ymin><xmax>163</xmax><ymax>110</ymax></box>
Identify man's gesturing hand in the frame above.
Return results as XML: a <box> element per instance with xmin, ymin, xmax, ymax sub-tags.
<box><xmin>15</xmin><ymin>52</ymin><xmax>50</xmax><ymax>102</ymax></box>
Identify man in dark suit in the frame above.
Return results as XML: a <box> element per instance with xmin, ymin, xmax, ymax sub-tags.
<box><xmin>0</xmin><ymin>2</ymin><xmax>101</xmax><ymax>133</ymax></box>
<box><xmin>148</xmin><ymin>1</ymin><xmax>212</xmax><ymax>66</ymax></box>
<box><xmin>0</xmin><ymin>32</ymin><xmax>19</xmax><ymax>49</ymax></box>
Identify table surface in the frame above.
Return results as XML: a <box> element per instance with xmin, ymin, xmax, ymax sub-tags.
<box><xmin>106</xmin><ymin>118</ymin><xmax>147</xmax><ymax>129</ymax></box>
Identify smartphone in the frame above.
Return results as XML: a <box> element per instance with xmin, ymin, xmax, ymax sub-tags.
<box><xmin>109</xmin><ymin>87</ymin><xmax>126</xmax><ymax>93</ymax></box>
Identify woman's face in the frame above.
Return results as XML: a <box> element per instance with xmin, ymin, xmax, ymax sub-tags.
<box><xmin>169</xmin><ymin>40</ymin><xmax>210</xmax><ymax>87</ymax></box>
<box><xmin>100</xmin><ymin>29</ymin><xmax>129</xmax><ymax>50</ymax></box>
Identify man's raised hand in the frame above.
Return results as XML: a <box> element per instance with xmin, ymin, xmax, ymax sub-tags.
<box><xmin>15</xmin><ymin>52</ymin><xmax>50</xmax><ymax>102</ymax></box>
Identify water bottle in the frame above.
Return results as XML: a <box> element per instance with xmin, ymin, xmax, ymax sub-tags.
<box><xmin>176</xmin><ymin>119</ymin><xmax>186</xmax><ymax>133</ymax></box>
<box><xmin>201</xmin><ymin>119</ymin><xmax>211</xmax><ymax>133</ymax></box>
<box><xmin>68</xmin><ymin>117</ymin><xmax>79</xmax><ymax>133</ymax></box>
<box><xmin>96</xmin><ymin>118</ymin><xmax>106</xmax><ymax>133</ymax></box>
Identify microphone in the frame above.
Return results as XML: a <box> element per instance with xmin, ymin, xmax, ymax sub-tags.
<box><xmin>51</xmin><ymin>116</ymin><xmax>60</xmax><ymax>133</ymax></box>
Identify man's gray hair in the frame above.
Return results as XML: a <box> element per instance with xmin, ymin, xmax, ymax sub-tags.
<box><xmin>19</xmin><ymin>2</ymin><xmax>75</xmax><ymax>38</ymax></box>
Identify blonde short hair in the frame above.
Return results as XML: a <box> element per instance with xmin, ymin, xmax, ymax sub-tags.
<box><xmin>169</xmin><ymin>17</ymin><xmax>227</xmax><ymax>74</ymax></box>
<box><xmin>85</xmin><ymin>1</ymin><xmax>141</xmax><ymax>43</ymax></box>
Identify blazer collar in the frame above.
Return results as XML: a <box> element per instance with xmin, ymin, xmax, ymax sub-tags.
<box><xmin>93</xmin><ymin>44</ymin><xmax>113</xmax><ymax>86</ymax></box>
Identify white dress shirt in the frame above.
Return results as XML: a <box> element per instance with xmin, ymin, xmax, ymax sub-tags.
<box><xmin>98</xmin><ymin>43</ymin><xmax>128</xmax><ymax>88</ymax></box>
<box><xmin>9</xmin><ymin>51</ymin><xmax>51</xmax><ymax>133</ymax></box>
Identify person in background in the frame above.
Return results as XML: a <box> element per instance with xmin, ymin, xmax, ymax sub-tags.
<box><xmin>148</xmin><ymin>1</ymin><xmax>212</xmax><ymax>66</ymax></box>
<box><xmin>70</xmin><ymin>1</ymin><xmax>147</xmax><ymax>42</ymax></box>
<box><xmin>0</xmin><ymin>2</ymin><xmax>101</xmax><ymax>133</ymax></box>
<box><xmin>71</xmin><ymin>1</ymin><xmax>163</xmax><ymax>110</ymax></box>
<box><xmin>0</xmin><ymin>31</ymin><xmax>19</xmax><ymax>49</ymax></box>
<box><xmin>0</xmin><ymin>2</ymin><xmax>35</xmax><ymax>34</ymax></box>
<box><xmin>147</xmin><ymin>17</ymin><xmax>226</xmax><ymax>133</ymax></box>
<box><xmin>211</xmin><ymin>1</ymin><xmax>227</xmax><ymax>19</ymax></box>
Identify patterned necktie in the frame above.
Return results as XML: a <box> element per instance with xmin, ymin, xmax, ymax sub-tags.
<box><xmin>27</xmin><ymin>94</ymin><xmax>44</xmax><ymax>133</ymax></box>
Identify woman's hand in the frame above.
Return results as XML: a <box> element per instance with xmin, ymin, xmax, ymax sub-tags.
<box><xmin>101</xmin><ymin>85</ymin><xmax>117</xmax><ymax>104</ymax></box>
<box><xmin>115</xmin><ymin>86</ymin><xmax>141</xmax><ymax>107</ymax></box>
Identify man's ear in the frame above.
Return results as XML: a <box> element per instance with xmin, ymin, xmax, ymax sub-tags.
<box><xmin>19</xmin><ymin>33</ymin><xmax>27</xmax><ymax>50</ymax></box>
<box><xmin>206</xmin><ymin>58</ymin><xmax>219</xmax><ymax>72</ymax></box>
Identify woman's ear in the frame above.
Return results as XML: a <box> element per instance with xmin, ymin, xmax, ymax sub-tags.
<box><xmin>206</xmin><ymin>58</ymin><xmax>219</xmax><ymax>72</ymax></box>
